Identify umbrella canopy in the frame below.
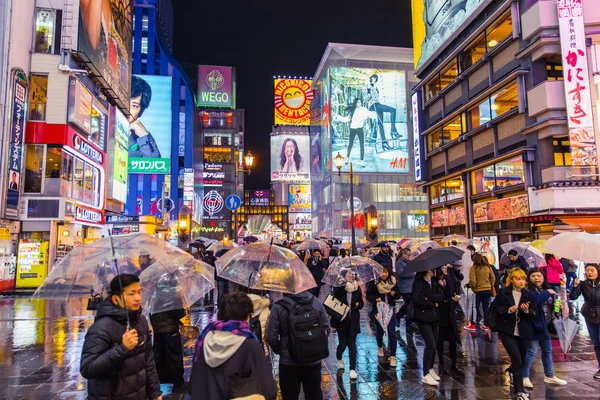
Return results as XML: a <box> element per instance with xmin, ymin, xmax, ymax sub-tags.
<box><xmin>296</xmin><ymin>239</ymin><xmax>327</xmax><ymax>252</ymax></box>
<box><xmin>322</xmin><ymin>256</ymin><xmax>384</xmax><ymax>286</ymax></box>
<box><xmin>500</xmin><ymin>242</ymin><xmax>546</xmax><ymax>268</ymax></box>
<box><xmin>529</xmin><ymin>239</ymin><xmax>550</xmax><ymax>254</ymax></box>
<box><xmin>545</xmin><ymin>232</ymin><xmax>600</xmax><ymax>263</ymax></box>
<box><xmin>338</xmin><ymin>242</ymin><xmax>352</xmax><ymax>250</ymax></box>
<box><xmin>376</xmin><ymin>302</ymin><xmax>395</xmax><ymax>334</ymax></box>
<box><xmin>552</xmin><ymin>317</ymin><xmax>579</xmax><ymax>358</ymax></box>
<box><xmin>405</xmin><ymin>247</ymin><xmax>464</xmax><ymax>274</ymax></box>
<box><xmin>442</xmin><ymin>234</ymin><xmax>468</xmax><ymax>244</ymax></box>
<box><xmin>215</xmin><ymin>242</ymin><xmax>317</xmax><ymax>293</ymax></box>
<box><xmin>207</xmin><ymin>240</ymin><xmax>238</xmax><ymax>254</ymax></box>
<box><xmin>243</xmin><ymin>236</ymin><xmax>259</xmax><ymax>243</ymax></box>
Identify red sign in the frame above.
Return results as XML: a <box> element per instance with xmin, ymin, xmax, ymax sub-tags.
<box><xmin>431</xmin><ymin>206</ymin><xmax>466</xmax><ymax>228</ymax></box>
<box><xmin>274</xmin><ymin>79</ymin><xmax>313</xmax><ymax>125</ymax></box>
<box><xmin>75</xmin><ymin>205</ymin><xmax>104</xmax><ymax>226</ymax></box>
<box><xmin>473</xmin><ymin>195</ymin><xmax>529</xmax><ymax>223</ymax></box>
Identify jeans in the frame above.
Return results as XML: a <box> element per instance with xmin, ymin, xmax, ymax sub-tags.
<box><xmin>475</xmin><ymin>291</ymin><xmax>492</xmax><ymax>325</ymax></box>
<box><xmin>549</xmin><ymin>284</ymin><xmax>560</xmax><ymax>294</ymax></box>
<box><xmin>347</xmin><ymin>128</ymin><xmax>365</xmax><ymax>160</ymax></box>
<box><xmin>336</xmin><ymin>324</ymin><xmax>358</xmax><ymax>370</ymax></box>
<box><xmin>376</xmin><ymin>313</ymin><xmax>397</xmax><ymax>356</ymax></box>
<box><xmin>153</xmin><ymin>331</ymin><xmax>184</xmax><ymax>387</ymax></box>
<box><xmin>217</xmin><ymin>279</ymin><xmax>230</xmax><ymax>306</ymax></box>
<box><xmin>279</xmin><ymin>363</ymin><xmax>323</xmax><ymax>400</ymax></box>
<box><xmin>566</xmin><ymin>271</ymin><xmax>578</xmax><ymax>291</ymax></box>
<box><xmin>418</xmin><ymin>323</ymin><xmax>439</xmax><ymax>376</ymax></box>
<box><xmin>585</xmin><ymin>320</ymin><xmax>600</xmax><ymax>368</ymax></box>
<box><xmin>369</xmin><ymin>102</ymin><xmax>398</xmax><ymax>142</ymax></box>
<box><xmin>500</xmin><ymin>333</ymin><xmax>529</xmax><ymax>393</ymax></box>
<box><xmin>523</xmin><ymin>339</ymin><xmax>553</xmax><ymax>378</ymax></box>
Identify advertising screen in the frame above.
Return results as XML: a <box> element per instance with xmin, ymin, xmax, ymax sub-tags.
<box><xmin>67</xmin><ymin>78</ymin><xmax>108</xmax><ymax>151</ymax></box>
<box><xmin>77</xmin><ymin>0</ymin><xmax>132</xmax><ymax>107</ymax></box>
<box><xmin>412</xmin><ymin>0</ymin><xmax>490</xmax><ymax>70</ymax></box>
<box><xmin>274</xmin><ymin>79</ymin><xmax>313</xmax><ymax>125</ymax></box>
<box><xmin>289</xmin><ymin>213</ymin><xmax>312</xmax><ymax>230</ymax></box>
<box><xmin>309</xmin><ymin>82</ymin><xmax>323</xmax><ymax>178</ymax></box>
<box><xmin>288</xmin><ymin>184</ymin><xmax>311</xmax><ymax>213</ymax></box>
<box><xmin>321</xmin><ymin>71</ymin><xmax>332</xmax><ymax>174</ymax></box>
<box><xmin>128</xmin><ymin>75</ymin><xmax>172</xmax><ymax>174</ymax></box>
<box><xmin>112</xmin><ymin>109</ymin><xmax>129</xmax><ymax>203</ymax></box>
<box><xmin>198</xmin><ymin>66</ymin><xmax>234</xmax><ymax>108</ymax></box>
<box><xmin>329</xmin><ymin>67</ymin><xmax>409</xmax><ymax>173</ymax></box>
<box><xmin>270</xmin><ymin>135</ymin><xmax>310</xmax><ymax>182</ymax></box>
<box><xmin>250</xmin><ymin>190</ymin><xmax>270</xmax><ymax>206</ymax></box>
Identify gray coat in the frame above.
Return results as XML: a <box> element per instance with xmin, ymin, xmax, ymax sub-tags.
<box><xmin>395</xmin><ymin>257</ymin><xmax>415</xmax><ymax>294</ymax></box>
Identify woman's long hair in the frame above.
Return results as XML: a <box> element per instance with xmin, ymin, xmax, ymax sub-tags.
<box><xmin>344</xmin><ymin>98</ymin><xmax>361</xmax><ymax>121</ymax></box>
<box><xmin>415</xmin><ymin>270</ymin><xmax>430</xmax><ymax>281</ymax></box>
<box><xmin>279</xmin><ymin>138</ymin><xmax>303</xmax><ymax>171</ymax></box>
<box><xmin>526</xmin><ymin>267</ymin><xmax>550</xmax><ymax>290</ymax></box>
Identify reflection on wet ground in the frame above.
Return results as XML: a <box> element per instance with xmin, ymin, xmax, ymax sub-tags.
<box><xmin>0</xmin><ymin>296</ymin><xmax>599</xmax><ymax>399</ymax></box>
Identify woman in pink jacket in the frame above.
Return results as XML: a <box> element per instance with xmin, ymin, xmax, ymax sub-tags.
<box><xmin>544</xmin><ymin>254</ymin><xmax>564</xmax><ymax>293</ymax></box>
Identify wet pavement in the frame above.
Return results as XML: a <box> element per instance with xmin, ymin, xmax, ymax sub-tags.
<box><xmin>1</xmin><ymin>295</ymin><xmax>599</xmax><ymax>399</ymax></box>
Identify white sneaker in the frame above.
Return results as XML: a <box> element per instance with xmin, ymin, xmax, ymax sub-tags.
<box><xmin>350</xmin><ymin>370</ymin><xmax>357</xmax><ymax>380</ymax></box>
<box><xmin>544</xmin><ymin>376</ymin><xmax>567</xmax><ymax>385</ymax></box>
<box><xmin>389</xmin><ymin>356</ymin><xmax>396</xmax><ymax>367</ymax></box>
<box><xmin>429</xmin><ymin>368</ymin><xmax>441</xmax><ymax>381</ymax></box>
<box><xmin>336</xmin><ymin>359</ymin><xmax>345</xmax><ymax>370</ymax></box>
<box><xmin>377</xmin><ymin>347</ymin><xmax>384</xmax><ymax>357</ymax></box>
<box><xmin>516</xmin><ymin>392</ymin><xmax>530</xmax><ymax>400</ymax></box>
<box><xmin>422</xmin><ymin>373</ymin><xmax>440</xmax><ymax>386</ymax></box>
<box><xmin>523</xmin><ymin>377</ymin><xmax>534</xmax><ymax>389</ymax></box>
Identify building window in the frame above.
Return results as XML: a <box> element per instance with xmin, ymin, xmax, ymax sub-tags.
<box><xmin>34</xmin><ymin>9</ymin><xmax>56</xmax><ymax>53</ymax></box>
<box><xmin>553</xmin><ymin>139</ymin><xmax>572</xmax><ymax>166</ymax></box>
<box><xmin>460</xmin><ymin>12</ymin><xmax>512</xmax><ymax>71</ymax></box>
<box><xmin>471</xmin><ymin>156</ymin><xmax>525</xmax><ymax>194</ymax></box>
<box><xmin>468</xmin><ymin>98</ymin><xmax>492</xmax><ymax>130</ymax></box>
<box><xmin>25</xmin><ymin>145</ymin><xmax>44</xmax><ymax>193</ymax></box>
<box><xmin>141</xmin><ymin>37</ymin><xmax>148</xmax><ymax>54</ymax></box>
<box><xmin>427</xmin><ymin>129</ymin><xmax>443</xmax><ymax>152</ymax></box>
<box><xmin>486</xmin><ymin>13</ymin><xmax>512</xmax><ymax>49</ymax></box>
<box><xmin>29</xmin><ymin>74</ymin><xmax>49</xmax><ymax>121</ymax></box>
<box><xmin>546</xmin><ymin>63</ymin><xmax>564</xmax><ymax>81</ymax></box>
<box><xmin>142</xmin><ymin>15</ymin><xmax>149</xmax><ymax>32</ymax></box>
<box><xmin>61</xmin><ymin>151</ymin><xmax>73</xmax><ymax>198</ymax></box>
<box><xmin>429</xmin><ymin>177</ymin><xmax>464</xmax><ymax>204</ymax></box>
<box><xmin>468</xmin><ymin>81</ymin><xmax>518</xmax><ymax>130</ymax></box>
<box><xmin>443</xmin><ymin>115</ymin><xmax>463</xmax><ymax>143</ymax></box>
<box><xmin>440</xmin><ymin>59</ymin><xmax>459</xmax><ymax>91</ymax></box>
<box><xmin>426</xmin><ymin>76</ymin><xmax>440</xmax><ymax>102</ymax></box>
<box><xmin>462</xmin><ymin>34</ymin><xmax>486</xmax><ymax>70</ymax></box>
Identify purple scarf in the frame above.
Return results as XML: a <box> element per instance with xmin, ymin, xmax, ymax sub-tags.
<box><xmin>194</xmin><ymin>320</ymin><xmax>257</xmax><ymax>361</ymax></box>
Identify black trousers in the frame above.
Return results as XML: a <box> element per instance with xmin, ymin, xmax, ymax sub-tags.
<box><xmin>437</xmin><ymin>324</ymin><xmax>458</xmax><ymax>366</ymax></box>
<box><xmin>279</xmin><ymin>363</ymin><xmax>323</xmax><ymax>400</ymax></box>
<box><xmin>347</xmin><ymin>128</ymin><xmax>365</xmax><ymax>160</ymax></box>
<box><xmin>500</xmin><ymin>333</ymin><xmax>529</xmax><ymax>394</ymax></box>
<box><xmin>418</xmin><ymin>323</ymin><xmax>439</xmax><ymax>376</ymax></box>
<box><xmin>397</xmin><ymin>293</ymin><xmax>412</xmax><ymax>320</ymax></box>
<box><xmin>336</xmin><ymin>324</ymin><xmax>357</xmax><ymax>370</ymax></box>
<box><xmin>153</xmin><ymin>331</ymin><xmax>184</xmax><ymax>387</ymax></box>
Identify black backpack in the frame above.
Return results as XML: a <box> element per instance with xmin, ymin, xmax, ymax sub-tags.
<box><xmin>278</xmin><ymin>297</ymin><xmax>329</xmax><ymax>364</ymax></box>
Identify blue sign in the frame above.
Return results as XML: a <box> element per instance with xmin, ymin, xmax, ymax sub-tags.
<box><xmin>6</xmin><ymin>69</ymin><xmax>27</xmax><ymax>219</ymax></box>
<box><xmin>225</xmin><ymin>195</ymin><xmax>242</xmax><ymax>211</ymax></box>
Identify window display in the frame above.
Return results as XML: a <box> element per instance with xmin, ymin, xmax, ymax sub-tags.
<box><xmin>471</xmin><ymin>156</ymin><xmax>525</xmax><ymax>194</ymax></box>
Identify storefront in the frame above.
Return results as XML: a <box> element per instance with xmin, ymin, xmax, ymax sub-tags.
<box><xmin>105</xmin><ymin>215</ymin><xmax>165</xmax><ymax>237</ymax></box>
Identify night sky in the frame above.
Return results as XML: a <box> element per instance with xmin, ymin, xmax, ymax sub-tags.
<box><xmin>172</xmin><ymin>0</ymin><xmax>413</xmax><ymax>189</ymax></box>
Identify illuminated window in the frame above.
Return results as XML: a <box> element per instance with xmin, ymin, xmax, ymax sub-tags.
<box><xmin>141</xmin><ymin>37</ymin><xmax>148</xmax><ymax>54</ymax></box>
<box><xmin>34</xmin><ymin>9</ymin><xmax>56</xmax><ymax>54</ymax></box>
<box><xmin>29</xmin><ymin>74</ymin><xmax>48</xmax><ymax>121</ymax></box>
<box><xmin>471</xmin><ymin>156</ymin><xmax>524</xmax><ymax>194</ymax></box>
<box><xmin>546</xmin><ymin>63</ymin><xmax>564</xmax><ymax>81</ymax></box>
<box><xmin>430</xmin><ymin>183</ymin><xmax>444</xmax><ymax>204</ymax></box>
<box><xmin>24</xmin><ymin>145</ymin><xmax>44</xmax><ymax>193</ymax></box>
<box><xmin>468</xmin><ymin>98</ymin><xmax>492</xmax><ymax>130</ymax></box>
<box><xmin>445</xmin><ymin>177</ymin><xmax>464</xmax><ymax>201</ymax></box>
<box><xmin>428</xmin><ymin>130</ymin><xmax>443</xmax><ymax>152</ymax></box>
<box><xmin>426</xmin><ymin>76</ymin><xmax>440</xmax><ymax>102</ymax></box>
<box><xmin>553</xmin><ymin>139</ymin><xmax>572</xmax><ymax>166</ymax></box>
<box><xmin>486</xmin><ymin>13</ymin><xmax>512</xmax><ymax>49</ymax></box>
<box><xmin>490</xmin><ymin>81</ymin><xmax>518</xmax><ymax>118</ymax></box>
<box><xmin>462</xmin><ymin>34</ymin><xmax>486</xmax><ymax>70</ymax></box>
<box><xmin>443</xmin><ymin>115</ymin><xmax>463</xmax><ymax>143</ymax></box>
<box><xmin>440</xmin><ymin>59</ymin><xmax>459</xmax><ymax>91</ymax></box>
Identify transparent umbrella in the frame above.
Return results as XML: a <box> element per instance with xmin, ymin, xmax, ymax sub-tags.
<box><xmin>500</xmin><ymin>242</ymin><xmax>546</xmax><ymax>268</ymax></box>
<box><xmin>215</xmin><ymin>242</ymin><xmax>316</xmax><ymax>293</ymax></box>
<box><xmin>552</xmin><ymin>317</ymin><xmax>579</xmax><ymax>358</ymax></box>
<box><xmin>376</xmin><ymin>302</ymin><xmax>395</xmax><ymax>335</ymax></box>
<box><xmin>207</xmin><ymin>240</ymin><xmax>238</xmax><ymax>253</ymax></box>
<box><xmin>296</xmin><ymin>239</ymin><xmax>327</xmax><ymax>252</ymax></box>
<box><xmin>322</xmin><ymin>256</ymin><xmax>384</xmax><ymax>286</ymax></box>
<box><xmin>442</xmin><ymin>234</ymin><xmax>469</xmax><ymax>244</ymax></box>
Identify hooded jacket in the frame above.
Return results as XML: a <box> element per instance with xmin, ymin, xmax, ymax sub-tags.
<box><xmin>190</xmin><ymin>331</ymin><xmax>277</xmax><ymax>400</ymax></box>
<box><xmin>267</xmin><ymin>291</ymin><xmax>331</xmax><ymax>366</ymax></box>
<box><xmin>248</xmin><ymin>294</ymin><xmax>271</xmax><ymax>356</ymax></box>
<box><xmin>80</xmin><ymin>298</ymin><xmax>161</xmax><ymax>400</ymax></box>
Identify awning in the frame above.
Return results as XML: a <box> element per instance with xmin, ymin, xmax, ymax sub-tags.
<box><xmin>558</xmin><ymin>216</ymin><xmax>600</xmax><ymax>232</ymax></box>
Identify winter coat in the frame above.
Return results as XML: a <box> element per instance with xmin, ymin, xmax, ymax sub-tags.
<box><xmin>372</xmin><ymin>251</ymin><xmax>393</xmax><ymax>270</ymax></box>
<box><xmin>267</xmin><ymin>291</ymin><xmax>331</xmax><ymax>366</ymax></box>
<box><xmin>491</xmin><ymin>286</ymin><xmax>537</xmax><ymax>339</ymax></box>
<box><xmin>544</xmin><ymin>257</ymin><xmax>564</xmax><ymax>285</ymax></box>
<box><xmin>509</xmin><ymin>255</ymin><xmax>530</xmax><ymax>272</ymax></box>
<box><xmin>248</xmin><ymin>294</ymin><xmax>271</xmax><ymax>357</ymax></box>
<box><xmin>366</xmin><ymin>278</ymin><xmax>400</xmax><ymax>315</ymax></box>
<box><xmin>528</xmin><ymin>287</ymin><xmax>553</xmax><ymax>341</ymax></box>
<box><xmin>438</xmin><ymin>272</ymin><xmax>461</xmax><ymax>345</ymax></box>
<box><xmin>395</xmin><ymin>257</ymin><xmax>415</xmax><ymax>294</ymax></box>
<box><xmin>150</xmin><ymin>309</ymin><xmax>185</xmax><ymax>334</ymax></box>
<box><xmin>331</xmin><ymin>285</ymin><xmax>364</xmax><ymax>337</ymax></box>
<box><xmin>190</xmin><ymin>331</ymin><xmax>277</xmax><ymax>400</ymax></box>
<box><xmin>570</xmin><ymin>280</ymin><xmax>600</xmax><ymax>324</ymax></box>
<box><xmin>469</xmin><ymin>264</ymin><xmax>496</xmax><ymax>293</ymax></box>
<box><xmin>411</xmin><ymin>278</ymin><xmax>444</xmax><ymax>325</ymax></box>
<box><xmin>80</xmin><ymin>298</ymin><xmax>161</xmax><ymax>400</ymax></box>
<box><xmin>307</xmin><ymin>256</ymin><xmax>326</xmax><ymax>285</ymax></box>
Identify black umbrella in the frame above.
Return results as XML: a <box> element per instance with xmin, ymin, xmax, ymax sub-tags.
<box><xmin>243</xmin><ymin>235</ymin><xmax>259</xmax><ymax>243</ymax></box>
<box><xmin>405</xmin><ymin>247</ymin><xmax>463</xmax><ymax>273</ymax></box>
<box><xmin>372</xmin><ymin>240</ymin><xmax>396</xmax><ymax>248</ymax></box>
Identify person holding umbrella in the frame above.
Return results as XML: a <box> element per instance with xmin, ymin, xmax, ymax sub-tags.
<box><xmin>570</xmin><ymin>263</ymin><xmax>600</xmax><ymax>380</ymax></box>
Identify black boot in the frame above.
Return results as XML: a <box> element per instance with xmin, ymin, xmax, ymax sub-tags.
<box><xmin>382</xmin><ymin>141</ymin><xmax>392</xmax><ymax>151</ymax></box>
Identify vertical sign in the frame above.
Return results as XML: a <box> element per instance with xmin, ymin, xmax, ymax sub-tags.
<box><xmin>557</xmin><ymin>0</ymin><xmax>598</xmax><ymax>166</ymax></box>
<box><xmin>5</xmin><ymin>70</ymin><xmax>27</xmax><ymax>218</ymax></box>
<box><xmin>182</xmin><ymin>168</ymin><xmax>194</xmax><ymax>213</ymax></box>
<box><xmin>412</xmin><ymin>92</ymin><xmax>422</xmax><ymax>181</ymax></box>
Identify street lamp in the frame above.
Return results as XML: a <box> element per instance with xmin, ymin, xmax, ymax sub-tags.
<box><xmin>234</xmin><ymin>152</ymin><xmax>255</xmax><ymax>242</ymax></box>
<box><xmin>334</xmin><ymin>152</ymin><xmax>357</xmax><ymax>256</ymax></box>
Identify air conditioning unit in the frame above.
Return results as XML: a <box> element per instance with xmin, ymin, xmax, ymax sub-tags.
<box><xmin>19</xmin><ymin>197</ymin><xmax>76</xmax><ymax>220</ymax></box>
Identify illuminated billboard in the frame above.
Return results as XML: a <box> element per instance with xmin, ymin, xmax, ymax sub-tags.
<box><xmin>288</xmin><ymin>184</ymin><xmax>311</xmax><ymax>213</ymax></box>
<box><xmin>274</xmin><ymin>79</ymin><xmax>313</xmax><ymax>125</ymax></box>
<box><xmin>329</xmin><ymin>67</ymin><xmax>409</xmax><ymax>173</ymax></box>
<box><xmin>128</xmin><ymin>75</ymin><xmax>172</xmax><ymax>174</ymax></box>
<box><xmin>78</xmin><ymin>0</ymin><xmax>132</xmax><ymax>107</ymax></box>
<box><xmin>412</xmin><ymin>0</ymin><xmax>491</xmax><ymax>70</ymax></box>
<box><xmin>198</xmin><ymin>66</ymin><xmax>235</xmax><ymax>108</ymax></box>
<box><xmin>250</xmin><ymin>190</ymin><xmax>270</xmax><ymax>206</ymax></box>
<box><xmin>270</xmin><ymin>135</ymin><xmax>310</xmax><ymax>182</ymax></box>
<box><xmin>111</xmin><ymin>109</ymin><xmax>129</xmax><ymax>203</ymax></box>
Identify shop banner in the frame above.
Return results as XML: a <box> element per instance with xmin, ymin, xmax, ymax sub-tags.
<box><xmin>6</xmin><ymin>69</ymin><xmax>27</xmax><ymax>219</ymax></box>
<box><xmin>288</xmin><ymin>184</ymin><xmax>311</xmax><ymax>213</ymax></box>
<box><xmin>557</xmin><ymin>0</ymin><xmax>598</xmax><ymax>166</ymax></box>
<box><xmin>274</xmin><ymin>79</ymin><xmax>313</xmax><ymax>125</ymax></box>
<box><xmin>473</xmin><ymin>195</ymin><xmax>529</xmax><ymax>223</ymax></box>
<box><xmin>412</xmin><ymin>92</ymin><xmax>422</xmax><ymax>181</ymax></box>
<box><xmin>198</xmin><ymin>66</ymin><xmax>234</xmax><ymax>108</ymax></box>
<box><xmin>76</xmin><ymin>205</ymin><xmax>105</xmax><ymax>226</ymax></box>
<box><xmin>431</xmin><ymin>206</ymin><xmax>466</xmax><ymax>228</ymax></box>
<box><xmin>250</xmin><ymin>190</ymin><xmax>270</xmax><ymax>206</ymax></box>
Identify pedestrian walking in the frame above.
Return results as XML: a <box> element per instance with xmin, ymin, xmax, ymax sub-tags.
<box><xmin>522</xmin><ymin>268</ymin><xmax>567</xmax><ymax>388</ymax></box>
<box><xmin>435</xmin><ymin>265</ymin><xmax>464</xmax><ymax>376</ymax></box>
<box><xmin>332</xmin><ymin>269</ymin><xmax>364</xmax><ymax>380</ymax></box>
<box><xmin>307</xmin><ymin>249</ymin><xmax>326</xmax><ymax>298</ymax></box>
<box><xmin>267</xmin><ymin>289</ymin><xmax>330</xmax><ymax>400</ymax></box>
<box><xmin>215</xmin><ymin>249</ymin><xmax>231</xmax><ymax>306</ymax></box>
<box><xmin>569</xmin><ymin>263</ymin><xmax>600</xmax><ymax>380</ymax></box>
<box><xmin>543</xmin><ymin>254</ymin><xmax>564</xmax><ymax>293</ymax></box>
<box><xmin>367</xmin><ymin>266</ymin><xmax>400</xmax><ymax>367</ymax></box>
<box><xmin>189</xmin><ymin>292</ymin><xmax>277</xmax><ymax>400</ymax></box>
<box><xmin>560</xmin><ymin>258</ymin><xmax>578</xmax><ymax>292</ymax></box>
<box><xmin>491</xmin><ymin>268</ymin><xmax>536</xmax><ymax>400</ymax></box>
<box><xmin>395</xmin><ymin>248</ymin><xmax>415</xmax><ymax>327</ymax></box>
<box><xmin>468</xmin><ymin>254</ymin><xmax>496</xmax><ymax>331</ymax></box>
<box><xmin>80</xmin><ymin>274</ymin><xmax>162</xmax><ymax>400</ymax></box>
<box><xmin>413</xmin><ymin>270</ymin><xmax>444</xmax><ymax>386</ymax></box>
<box><xmin>372</xmin><ymin>243</ymin><xmax>393</xmax><ymax>270</ymax></box>
<box><xmin>248</xmin><ymin>293</ymin><xmax>271</xmax><ymax>357</ymax></box>
<box><xmin>507</xmin><ymin>249</ymin><xmax>530</xmax><ymax>272</ymax></box>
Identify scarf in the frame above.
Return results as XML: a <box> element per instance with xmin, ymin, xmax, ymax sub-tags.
<box><xmin>194</xmin><ymin>320</ymin><xmax>257</xmax><ymax>361</ymax></box>
<box><xmin>345</xmin><ymin>281</ymin><xmax>359</xmax><ymax>292</ymax></box>
<box><xmin>377</xmin><ymin>276</ymin><xmax>396</xmax><ymax>294</ymax></box>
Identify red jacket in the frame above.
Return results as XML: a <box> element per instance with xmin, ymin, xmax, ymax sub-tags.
<box><xmin>544</xmin><ymin>257</ymin><xmax>564</xmax><ymax>284</ymax></box>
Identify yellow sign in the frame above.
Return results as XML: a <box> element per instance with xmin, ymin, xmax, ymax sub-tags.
<box><xmin>274</xmin><ymin>79</ymin><xmax>313</xmax><ymax>125</ymax></box>
<box><xmin>0</xmin><ymin>227</ymin><xmax>10</xmax><ymax>241</ymax></box>
<box><xmin>16</xmin><ymin>240</ymin><xmax>49</xmax><ymax>289</ymax></box>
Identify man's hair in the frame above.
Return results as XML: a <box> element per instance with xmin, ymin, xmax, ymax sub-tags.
<box><xmin>370</xmin><ymin>74</ymin><xmax>379</xmax><ymax>82</ymax></box>
<box><xmin>401</xmin><ymin>248</ymin><xmax>411</xmax><ymax>256</ymax></box>
<box><xmin>466</xmin><ymin>245</ymin><xmax>476</xmax><ymax>252</ymax></box>
<box><xmin>313</xmin><ymin>249</ymin><xmax>322</xmax><ymax>255</ymax></box>
<box><xmin>130</xmin><ymin>75</ymin><xmax>152</xmax><ymax>118</ymax></box>
<box><xmin>508</xmin><ymin>249</ymin><xmax>519</xmax><ymax>257</ymax></box>
<box><xmin>110</xmin><ymin>274</ymin><xmax>140</xmax><ymax>296</ymax></box>
<box><xmin>217</xmin><ymin>292</ymin><xmax>254</xmax><ymax>321</ymax></box>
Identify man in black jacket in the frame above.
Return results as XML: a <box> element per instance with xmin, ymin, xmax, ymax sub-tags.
<box><xmin>508</xmin><ymin>250</ymin><xmax>530</xmax><ymax>272</ymax></box>
<box><xmin>307</xmin><ymin>249</ymin><xmax>326</xmax><ymax>298</ymax></box>
<box><xmin>373</xmin><ymin>243</ymin><xmax>393</xmax><ymax>270</ymax></box>
<box><xmin>80</xmin><ymin>274</ymin><xmax>162</xmax><ymax>400</ymax></box>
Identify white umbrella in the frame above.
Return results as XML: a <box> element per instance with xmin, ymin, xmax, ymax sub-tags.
<box><xmin>500</xmin><ymin>241</ymin><xmax>546</xmax><ymax>268</ymax></box>
<box><xmin>442</xmin><ymin>234</ymin><xmax>468</xmax><ymax>244</ymax></box>
<box><xmin>545</xmin><ymin>232</ymin><xmax>600</xmax><ymax>263</ymax></box>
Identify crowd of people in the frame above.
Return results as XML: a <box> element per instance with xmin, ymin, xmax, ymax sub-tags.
<box><xmin>78</xmin><ymin>239</ymin><xmax>600</xmax><ymax>400</ymax></box>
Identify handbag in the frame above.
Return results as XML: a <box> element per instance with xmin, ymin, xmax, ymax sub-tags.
<box><xmin>405</xmin><ymin>298</ymin><xmax>416</xmax><ymax>319</ymax></box>
<box><xmin>86</xmin><ymin>293</ymin><xmax>104</xmax><ymax>310</ymax></box>
<box><xmin>487</xmin><ymin>298</ymin><xmax>500</xmax><ymax>332</ymax></box>
<box><xmin>323</xmin><ymin>294</ymin><xmax>349</xmax><ymax>321</ymax></box>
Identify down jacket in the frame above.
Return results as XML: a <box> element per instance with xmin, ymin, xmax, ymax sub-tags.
<box><xmin>80</xmin><ymin>298</ymin><xmax>161</xmax><ymax>400</ymax></box>
<box><xmin>570</xmin><ymin>280</ymin><xmax>600</xmax><ymax>324</ymax></box>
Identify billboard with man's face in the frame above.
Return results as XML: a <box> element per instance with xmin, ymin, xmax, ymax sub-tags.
<box><xmin>329</xmin><ymin>67</ymin><xmax>409</xmax><ymax>173</ymax></box>
<box><xmin>270</xmin><ymin>135</ymin><xmax>310</xmax><ymax>182</ymax></box>
<box><xmin>128</xmin><ymin>75</ymin><xmax>172</xmax><ymax>174</ymax></box>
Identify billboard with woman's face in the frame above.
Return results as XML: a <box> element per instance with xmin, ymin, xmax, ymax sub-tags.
<box><xmin>270</xmin><ymin>135</ymin><xmax>310</xmax><ymax>182</ymax></box>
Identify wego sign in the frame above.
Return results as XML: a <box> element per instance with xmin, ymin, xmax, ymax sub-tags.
<box><xmin>198</xmin><ymin>66</ymin><xmax>234</xmax><ymax>108</ymax></box>
<box><xmin>274</xmin><ymin>79</ymin><xmax>313</xmax><ymax>125</ymax></box>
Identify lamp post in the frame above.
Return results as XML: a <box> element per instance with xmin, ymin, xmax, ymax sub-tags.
<box><xmin>234</xmin><ymin>151</ymin><xmax>255</xmax><ymax>242</ymax></box>
<box><xmin>334</xmin><ymin>152</ymin><xmax>356</xmax><ymax>256</ymax></box>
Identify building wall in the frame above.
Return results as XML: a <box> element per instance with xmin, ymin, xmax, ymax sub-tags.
<box><xmin>30</xmin><ymin>54</ymin><xmax>69</xmax><ymax>124</ymax></box>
